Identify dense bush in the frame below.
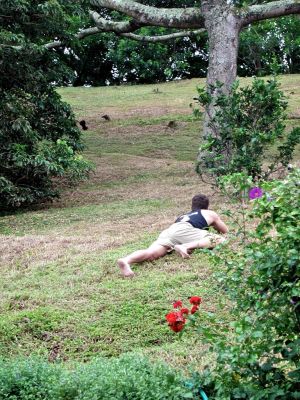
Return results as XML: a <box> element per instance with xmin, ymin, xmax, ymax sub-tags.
<box><xmin>195</xmin><ymin>77</ymin><xmax>300</xmax><ymax>181</ymax></box>
<box><xmin>0</xmin><ymin>354</ymin><xmax>195</xmax><ymax>400</ymax></box>
<box><xmin>190</xmin><ymin>170</ymin><xmax>300</xmax><ymax>399</ymax></box>
<box><xmin>0</xmin><ymin>1</ymin><xmax>92</xmax><ymax>210</ymax></box>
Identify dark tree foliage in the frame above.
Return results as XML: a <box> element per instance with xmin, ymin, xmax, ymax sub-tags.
<box><xmin>0</xmin><ymin>1</ymin><xmax>91</xmax><ymax>210</ymax></box>
<box><xmin>76</xmin><ymin>0</ymin><xmax>208</xmax><ymax>85</ymax></box>
<box><xmin>72</xmin><ymin>1</ymin><xmax>299</xmax><ymax>85</ymax></box>
<box><xmin>57</xmin><ymin>34</ymin><xmax>114</xmax><ymax>86</ymax></box>
<box><xmin>107</xmin><ymin>27</ymin><xmax>208</xmax><ymax>84</ymax></box>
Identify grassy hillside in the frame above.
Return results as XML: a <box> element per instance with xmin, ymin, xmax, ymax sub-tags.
<box><xmin>0</xmin><ymin>75</ymin><xmax>299</xmax><ymax>371</ymax></box>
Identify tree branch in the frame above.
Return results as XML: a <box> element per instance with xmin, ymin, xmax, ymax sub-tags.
<box><xmin>241</xmin><ymin>0</ymin><xmax>300</xmax><ymax>26</ymax></box>
<box><xmin>119</xmin><ymin>29</ymin><xmax>206</xmax><ymax>42</ymax></box>
<box><xmin>89</xmin><ymin>10</ymin><xmax>142</xmax><ymax>33</ymax></box>
<box><xmin>90</xmin><ymin>0</ymin><xmax>205</xmax><ymax>29</ymax></box>
<box><xmin>45</xmin><ymin>41</ymin><xmax>63</xmax><ymax>49</ymax></box>
<box><xmin>77</xmin><ymin>26</ymin><xmax>102</xmax><ymax>39</ymax></box>
<box><xmin>44</xmin><ymin>27</ymin><xmax>101</xmax><ymax>49</ymax></box>
<box><xmin>4</xmin><ymin>23</ymin><xmax>205</xmax><ymax>50</ymax></box>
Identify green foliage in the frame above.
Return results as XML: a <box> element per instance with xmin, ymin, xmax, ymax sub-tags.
<box><xmin>191</xmin><ymin>170</ymin><xmax>300</xmax><ymax>399</ymax></box>
<box><xmin>0</xmin><ymin>354</ymin><xmax>194</xmax><ymax>399</ymax></box>
<box><xmin>2</xmin><ymin>0</ymin><xmax>300</xmax><ymax>87</ymax></box>
<box><xmin>239</xmin><ymin>17</ymin><xmax>300</xmax><ymax>76</ymax></box>
<box><xmin>195</xmin><ymin>77</ymin><xmax>300</xmax><ymax>180</ymax></box>
<box><xmin>0</xmin><ymin>0</ymin><xmax>88</xmax><ymax>44</ymax></box>
<box><xmin>0</xmin><ymin>2</ymin><xmax>92</xmax><ymax>209</ymax></box>
<box><xmin>60</xmin><ymin>34</ymin><xmax>114</xmax><ymax>86</ymax></box>
<box><xmin>108</xmin><ymin>27</ymin><xmax>207</xmax><ymax>84</ymax></box>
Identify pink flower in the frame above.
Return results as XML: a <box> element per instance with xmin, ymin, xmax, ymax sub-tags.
<box><xmin>249</xmin><ymin>187</ymin><xmax>263</xmax><ymax>200</ymax></box>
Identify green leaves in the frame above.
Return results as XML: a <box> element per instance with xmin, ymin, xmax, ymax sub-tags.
<box><xmin>0</xmin><ymin>355</ymin><xmax>193</xmax><ymax>399</ymax></box>
<box><xmin>187</xmin><ymin>170</ymin><xmax>300</xmax><ymax>398</ymax></box>
<box><xmin>195</xmin><ymin>77</ymin><xmax>300</xmax><ymax>182</ymax></box>
<box><xmin>0</xmin><ymin>3</ymin><xmax>93</xmax><ymax>210</ymax></box>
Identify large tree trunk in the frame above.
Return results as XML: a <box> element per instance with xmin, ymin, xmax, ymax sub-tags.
<box><xmin>202</xmin><ymin>2</ymin><xmax>241</xmax><ymax>138</ymax></box>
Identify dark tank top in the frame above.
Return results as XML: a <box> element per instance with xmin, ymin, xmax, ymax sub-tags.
<box><xmin>175</xmin><ymin>210</ymin><xmax>209</xmax><ymax>230</ymax></box>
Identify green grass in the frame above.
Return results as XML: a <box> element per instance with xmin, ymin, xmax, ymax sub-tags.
<box><xmin>84</xmin><ymin>124</ymin><xmax>201</xmax><ymax>162</ymax></box>
<box><xmin>58</xmin><ymin>79</ymin><xmax>204</xmax><ymax>118</ymax></box>
<box><xmin>0</xmin><ymin>75</ymin><xmax>299</xmax><ymax>373</ymax></box>
<box><xmin>0</xmin><ymin>198</ymin><xmax>171</xmax><ymax>235</ymax></box>
<box><xmin>0</xmin><ymin>241</ymin><xmax>218</xmax><ymax>368</ymax></box>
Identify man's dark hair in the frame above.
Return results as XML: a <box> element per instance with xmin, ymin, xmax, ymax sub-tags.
<box><xmin>191</xmin><ymin>194</ymin><xmax>209</xmax><ymax>210</ymax></box>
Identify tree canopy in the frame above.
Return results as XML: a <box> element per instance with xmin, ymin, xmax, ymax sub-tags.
<box><xmin>0</xmin><ymin>0</ymin><xmax>92</xmax><ymax>210</ymax></box>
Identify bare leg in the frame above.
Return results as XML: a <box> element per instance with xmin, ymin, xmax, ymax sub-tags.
<box><xmin>175</xmin><ymin>235</ymin><xmax>226</xmax><ymax>259</ymax></box>
<box><xmin>118</xmin><ymin>243</ymin><xmax>169</xmax><ymax>277</ymax></box>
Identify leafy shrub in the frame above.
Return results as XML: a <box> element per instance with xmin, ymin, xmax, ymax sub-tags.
<box><xmin>0</xmin><ymin>358</ymin><xmax>61</xmax><ymax>400</ymax></box>
<box><xmin>195</xmin><ymin>78</ymin><xmax>300</xmax><ymax>181</ymax></box>
<box><xmin>0</xmin><ymin>354</ymin><xmax>194</xmax><ymax>400</ymax></box>
<box><xmin>0</xmin><ymin>3</ymin><xmax>92</xmax><ymax>210</ymax></box>
<box><xmin>190</xmin><ymin>170</ymin><xmax>300</xmax><ymax>399</ymax></box>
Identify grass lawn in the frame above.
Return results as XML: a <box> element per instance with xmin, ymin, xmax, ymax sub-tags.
<box><xmin>0</xmin><ymin>75</ymin><xmax>299</xmax><ymax>372</ymax></box>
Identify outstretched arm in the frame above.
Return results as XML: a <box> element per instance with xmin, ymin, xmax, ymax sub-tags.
<box><xmin>212</xmin><ymin>215</ymin><xmax>228</xmax><ymax>234</ymax></box>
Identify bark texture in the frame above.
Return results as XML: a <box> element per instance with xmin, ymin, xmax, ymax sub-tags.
<box><xmin>90</xmin><ymin>0</ymin><xmax>205</xmax><ymax>29</ymax></box>
<box><xmin>241</xmin><ymin>0</ymin><xmax>300</xmax><ymax>26</ymax></box>
<box><xmin>121</xmin><ymin>29</ymin><xmax>205</xmax><ymax>42</ymax></box>
<box><xmin>90</xmin><ymin>11</ymin><xmax>141</xmax><ymax>33</ymax></box>
<box><xmin>200</xmin><ymin>1</ymin><xmax>242</xmax><ymax>136</ymax></box>
<box><xmin>203</xmin><ymin>3</ymin><xmax>241</xmax><ymax>93</ymax></box>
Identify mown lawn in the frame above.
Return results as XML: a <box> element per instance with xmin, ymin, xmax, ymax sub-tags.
<box><xmin>0</xmin><ymin>75</ymin><xmax>299</xmax><ymax>372</ymax></box>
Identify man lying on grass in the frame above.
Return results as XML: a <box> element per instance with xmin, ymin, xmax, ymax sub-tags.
<box><xmin>118</xmin><ymin>194</ymin><xmax>228</xmax><ymax>277</ymax></box>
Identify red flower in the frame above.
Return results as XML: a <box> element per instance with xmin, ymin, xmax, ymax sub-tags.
<box><xmin>166</xmin><ymin>311</ymin><xmax>186</xmax><ymax>332</ymax></box>
<box><xmin>166</xmin><ymin>312</ymin><xmax>179</xmax><ymax>324</ymax></box>
<box><xmin>166</xmin><ymin>296</ymin><xmax>202</xmax><ymax>333</ymax></box>
<box><xmin>166</xmin><ymin>311</ymin><xmax>185</xmax><ymax>323</ymax></box>
<box><xmin>191</xmin><ymin>305</ymin><xmax>199</xmax><ymax>314</ymax></box>
<box><xmin>189</xmin><ymin>296</ymin><xmax>202</xmax><ymax>305</ymax></box>
<box><xmin>173</xmin><ymin>300</ymin><xmax>183</xmax><ymax>308</ymax></box>
<box><xmin>169</xmin><ymin>321</ymin><xmax>185</xmax><ymax>332</ymax></box>
<box><xmin>180</xmin><ymin>308</ymin><xmax>189</xmax><ymax>315</ymax></box>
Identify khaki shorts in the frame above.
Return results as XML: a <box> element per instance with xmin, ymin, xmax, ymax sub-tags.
<box><xmin>153</xmin><ymin>222</ymin><xmax>221</xmax><ymax>249</ymax></box>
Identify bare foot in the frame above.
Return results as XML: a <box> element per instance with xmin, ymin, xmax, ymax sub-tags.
<box><xmin>174</xmin><ymin>245</ymin><xmax>190</xmax><ymax>259</ymax></box>
<box><xmin>117</xmin><ymin>259</ymin><xmax>135</xmax><ymax>278</ymax></box>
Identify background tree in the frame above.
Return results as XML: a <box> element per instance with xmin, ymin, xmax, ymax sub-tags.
<box><xmin>106</xmin><ymin>26</ymin><xmax>208</xmax><ymax>83</ymax></box>
<box><xmin>56</xmin><ymin>33</ymin><xmax>114</xmax><ymax>86</ymax></box>
<box><xmin>58</xmin><ymin>14</ymin><xmax>300</xmax><ymax>85</ymax></box>
<box><xmin>238</xmin><ymin>16</ymin><xmax>300</xmax><ymax>76</ymax></box>
<box><xmin>0</xmin><ymin>1</ymin><xmax>92</xmax><ymax>210</ymax></box>
<box><xmin>2</xmin><ymin>1</ymin><xmax>299</xmax><ymax>210</ymax></box>
<box><xmin>80</xmin><ymin>0</ymin><xmax>300</xmax><ymax>136</ymax></box>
